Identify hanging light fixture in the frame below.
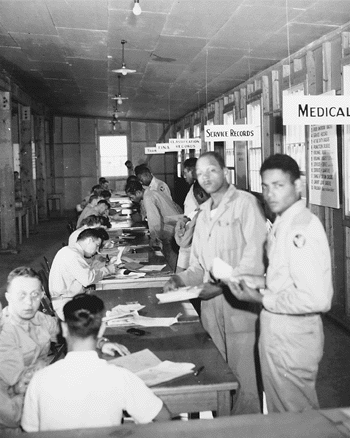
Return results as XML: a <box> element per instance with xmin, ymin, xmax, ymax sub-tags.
<box><xmin>112</xmin><ymin>40</ymin><xmax>136</xmax><ymax>76</ymax></box>
<box><xmin>133</xmin><ymin>0</ymin><xmax>142</xmax><ymax>15</ymax></box>
<box><xmin>111</xmin><ymin>75</ymin><xmax>129</xmax><ymax>105</ymax></box>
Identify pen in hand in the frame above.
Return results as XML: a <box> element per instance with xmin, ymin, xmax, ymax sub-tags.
<box><xmin>194</xmin><ymin>366</ymin><xmax>205</xmax><ymax>377</ymax></box>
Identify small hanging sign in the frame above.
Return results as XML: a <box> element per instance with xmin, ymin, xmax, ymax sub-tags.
<box><xmin>204</xmin><ymin>124</ymin><xmax>258</xmax><ymax>141</ymax></box>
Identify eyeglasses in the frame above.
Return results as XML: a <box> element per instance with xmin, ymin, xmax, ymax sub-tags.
<box><xmin>17</xmin><ymin>290</ymin><xmax>43</xmax><ymax>301</ymax></box>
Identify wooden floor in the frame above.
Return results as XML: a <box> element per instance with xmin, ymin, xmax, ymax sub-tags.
<box><xmin>1</xmin><ymin>216</ymin><xmax>350</xmax><ymax>411</ymax></box>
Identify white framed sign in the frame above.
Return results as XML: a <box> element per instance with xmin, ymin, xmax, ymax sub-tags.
<box><xmin>309</xmin><ymin>123</ymin><xmax>340</xmax><ymax>208</ymax></box>
<box><xmin>204</xmin><ymin>124</ymin><xmax>258</xmax><ymax>141</ymax></box>
<box><xmin>169</xmin><ymin>138</ymin><xmax>201</xmax><ymax>149</ymax></box>
<box><xmin>283</xmin><ymin>94</ymin><xmax>350</xmax><ymax>125</ymax></box>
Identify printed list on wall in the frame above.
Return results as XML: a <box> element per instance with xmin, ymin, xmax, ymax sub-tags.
<box><xmin>309</xmin><ymin>124</ymin><xmax>340</xmax><ymax>209</ymax></box>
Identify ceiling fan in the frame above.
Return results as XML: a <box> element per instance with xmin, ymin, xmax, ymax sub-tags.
<box><xmin>111</xmin><ymin>75</ymin><xmax>128</xmax><ymax>105</ymax></box>
<box><xmin>112</xmin><ymin>40</ymin><xmax>136</xmax><ymax>75</ymax></box>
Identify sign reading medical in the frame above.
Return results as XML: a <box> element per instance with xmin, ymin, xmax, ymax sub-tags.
<box><xmin>169</xmin><ymin>138</ymin><xmax>201</xmax><ymax>149</ymax></box>
<box><xmin>309</xmin><ymin>124</ymin><xmax>340</xmax><ymax>208</ymax></box>
<box><xmin>283</xmin><ymin>95</ymin><xmax>350</xmax><ymax>125</ymax></box>
<box><xmin>204</xmin><ymin>125</ymin><xmax>258</xmax><ymax>141</ymax></box>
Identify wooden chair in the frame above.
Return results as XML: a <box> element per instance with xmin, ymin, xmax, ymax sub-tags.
<box><xmin>38</xmin><ymin>269</ymin><xmax>55</xmax><ymax>317</ymax></box>
<box><xmin>43</xmin><ymin>256</ymin><xmax>51</xmax><ymax>274</ymax></box>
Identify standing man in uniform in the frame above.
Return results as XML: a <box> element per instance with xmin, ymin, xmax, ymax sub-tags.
<box><xmin>176</xmin><ymin>157</ymin><xmax>198</xmax><ymax>272</ymax></box>
<box><xmin>135</xmin><ymin>166</ymin><xmax>172</xmax><ymax>199</ymax></box>
<box><xmin>228</xmin><ymin>154</ymin><xmax>333</xmax><ymax>413</ymax></box>
<box><xmin>125</xmin><ymin>180</ymin><xmax>182</xmax><ymax>271</ymax></box>
<box><xmin>164</xmin><ymin>151</ymin><xmax>267</xmax><ymax>414</ymax></box>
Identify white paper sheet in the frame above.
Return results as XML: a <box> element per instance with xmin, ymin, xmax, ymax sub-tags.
<box><xmin>107</xmin><ymin>313</ymin><xmax>181</xmax><ymax>327</ymax></box>
<box><xmin>211</xmin><ymin>257</ymin><xmax>265</xmax><ymax>288</ymax></box>
<box><xmin>139</xmin><ymin>264</ymin><xmax>166</xmax><ymax>272</ymax></box>
<box><xmin>104</xmin><ymin>304</ymin><xmax>145</xmax><ymax>322</ymax></box>
<box><xmin>137</xmin><ymin>360</ymin><xmax>195</xmax><ymax>387</ymax></box>
<box><xmin>110</xmin><ymin>349</ymin><xmax>195</xmax><ymax>387</ymax></box>
<box><xmin>156</xmin><ymin>286</ymin><xmax>201</xmax><ymax>303</ymax></box>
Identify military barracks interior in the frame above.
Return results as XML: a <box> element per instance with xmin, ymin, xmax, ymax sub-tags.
<box><xmin>2</xmin><ymin>0</ymin><xmax>350</xmax><ymax>436</ymax></box>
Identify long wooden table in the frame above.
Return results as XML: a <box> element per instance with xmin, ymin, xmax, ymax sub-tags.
<box><xmin>96</xmin><ymin>230</ymin><xmax>173</xmax><ymax>289</ymax></box>
<box><xmin>94</xmin><ymin>287</ymin><xmax>238</xmax><ymax>417</ymax></box>
<box><xmin>7</xmin><ymin>408</ymin><xmax>350</xmax><ymax>437</ymax></box>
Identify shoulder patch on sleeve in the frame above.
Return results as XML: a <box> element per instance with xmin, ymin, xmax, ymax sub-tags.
<box><xmin>293</xmin><ymin>234</ymin><xmax>306</xmax><ymax>248</ymax></box>
<box><xmin>160</xmin><ymin>186</ymin><xmax>164</xmax><ymax>191</ymax></box>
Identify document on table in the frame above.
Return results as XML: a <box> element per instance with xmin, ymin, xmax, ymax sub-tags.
<box><xmin>156</xmin><ymin>286</ymin><xmax>202</xmax><ymax>303</ymax></box>
<box><xmin>104</xmin><ymin>303</ymin><xmax>145</xmax><ymax>322</ymax></box>
<box><xmin>139</xmin><ymin>264</ymin><xmax>166</xmax><ymax>272</ymax></box>
<box><xmin>110</xmin><ymin>349</ymin><xmax>195</xmax><ymax>387</ymax></box>
<box><xmin>107</xmin><ymin>313</ymin><xmax>181</xmax><ymax>327</ymax></box>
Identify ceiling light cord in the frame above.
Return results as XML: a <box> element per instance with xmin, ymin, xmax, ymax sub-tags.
<box><xmin>133</xmin><ymin>0</ymin><xmax>142</xmax><ymax>16</ymax></box>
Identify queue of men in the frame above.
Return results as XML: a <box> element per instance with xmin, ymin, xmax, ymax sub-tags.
<box><xmin>0</xmin><ymin>154</ymin><xmax>334</xmax><ymax>432</ymax></box>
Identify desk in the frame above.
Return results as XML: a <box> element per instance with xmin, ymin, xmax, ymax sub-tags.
<box><xmin>15</xmin><ymin>207</ymin><xmax>29</xmax><ymax>244</ymax></box>
<box><xmin>95</xmin><ymin>287</ymin><xmax>238</xmax><ymax>417</ymax></box>
<box><xmin>97</xmin><ymin>233</ymin><xmax>173</xmax><ymax>290</ymax></box>
<box><xmin>11</xmin><ymin>408</ymin><xmax>350</xmax><ymax>438</ymax></box>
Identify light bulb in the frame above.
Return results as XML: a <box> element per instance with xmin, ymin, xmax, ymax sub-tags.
<box><xmin>117</xmin><ymin>98</ymin><xmax>123</xmax><ymax>105</ymax></box>
<box><xmin>122</xmin><ymin>68</ymin><xmax>127</xmax><ymax>76</ymax></box>
<box><xmin>133</xmin><ymin>1</ymin><xmax>141</xmax><ymax>15</ymax></box>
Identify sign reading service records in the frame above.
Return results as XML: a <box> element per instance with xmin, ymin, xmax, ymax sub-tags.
<box><xmin>204</xmin><ymin>125</ymin><xmax>258</xmax><ymax>141</ymax></box>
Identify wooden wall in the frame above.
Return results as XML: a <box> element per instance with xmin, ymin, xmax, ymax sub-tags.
<box><xmin>172</xmin><ymin>25</ymin><xmax>350</xmax><ymax>327</ymax></box>
<box><xmin>50</xmin><ymin>117</ymin><xmax>172</xmax><ymax>211</ymax></box>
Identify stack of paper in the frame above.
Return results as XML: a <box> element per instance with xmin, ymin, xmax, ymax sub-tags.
<box><xmin>156</xmin><ymin>286</ymin><xmax>202</xmax><ymax>303</ymax></box>
<box><xmin>110</xmin><ymin>349</ymin><xmax>195</xmax><ymax>387</ymax></box>
<box><xmin>211</xmin><ymin>257</ymin><xmax>265</xmax><ymax>289</ymax></box>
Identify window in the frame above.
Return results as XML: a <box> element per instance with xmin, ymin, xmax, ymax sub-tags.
<box><xmin>193</xmin><ymin>122</ymin><xmax>201</xmax><ymax>158</ymax></box>
<box><xmin>283</xmin><ymin>84</ymin><xmax>306</xmax><ymax>198</ymax></box>
<box><xmin>223</xmin><ymin>111</ymin><xmax>235</xmax><ymax>184</ymax></box>
<box><xmin>343</xmin><ymin>65</ymin><xmax>350</xmax><ymax>216</ymax></box>
<box><xmin>247</xmin><ymin>99</ymin><xmax>262</xmax><ymax>192</ymax></box>
<box><xmin>99</xmin><ymin>135</ymin><xmax>128</xmax><ymax>177</ymax></box>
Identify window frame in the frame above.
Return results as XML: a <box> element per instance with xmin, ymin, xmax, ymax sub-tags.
<box><xmin>98</xmin><ymin>135</ymin><xmax>128</xmax><ymax>179</ymax></box>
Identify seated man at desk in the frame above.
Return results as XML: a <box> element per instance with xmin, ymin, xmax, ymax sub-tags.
<box><xmin>125</xmin><ymin>180</ymin><xmax>183</xmax><ymax>271</ymax></box>
<box><xmin>22</xmin><ymin>294</ymin><xmax>171</xmax><ymax>432</ymax></box>
<box><xmin>68</xmin><ymin>215</ymin><xmax>109</xmax><ymax>247</ymax></box>
<box><xmin>49</xmin><ymin>228</ymin><xmax>118</xmax><ymax>320</ymax></box>
<box><xmin>0</xmin><ymin>267</ymin><xmax>59</xmax><ymax>431</ymax></box>
<box><xmin>0</xmin><ymin>267</ymin><xmax>129</xmax><ymax>431</ymax></box>
<box><xmin>77</xmin><ymin>198</ymin><xmax>110</xmax><ymax>228</ymax></box>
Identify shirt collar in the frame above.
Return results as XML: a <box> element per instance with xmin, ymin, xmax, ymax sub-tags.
<box><xmin>65</xmin><ymin>350</ymin><xmax>99</xmax><ymax>362</ymax></box>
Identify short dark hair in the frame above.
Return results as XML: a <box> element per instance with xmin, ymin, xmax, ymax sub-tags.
<box><xmin>198</xmin><ymin>151</ymin><xmax>226</xmax><ymax>169</ymax></box>
<box><xmin>88</xmin><ymin>194</ymin><xmax>99</xmax><ymax>203</ymax></box>
<box><xmin>80</xmin><ymin>215</ymin><xmax>103</xmax><ymax>227</ymax></box>
<box><xmin>97</xmin><ymin>199</ymin><xmax>110</xmax><ymax>209</ymax></box>
<box><xmin>100</xmin><ymin>190</ymin><xmax>111</xmax><ymax>199</ymax></box>
<box><xmin>126</xmin><ymin>175</ymin><xmax>139</xmax><ymax>184</ymax></box>
<box><xmin>134</xmin><ymin>165</ymin><xmax>151</xmax><ymax>177</ymax></box>
<box><xmin>193</xmin><ymin>180</ymin><xmax>209</xmax><ymax>205</ymax></box>
<box><xmin>77</xmin><ymin>228</ymin><xmax>104</xmax><ymax>242</ymax></box>
<box><xmin>184</xmin><ymin>157</ymin><xmax>197</xmax><ymax>170</ymax></box>
<box><xmin>99</xmin><ymin>177</ymin><xmax>109</xmax><ymax>184</ymax></box>
<box><xmin>63</xmin><ymin>294</ymin><xmax>104</xmax><ymax>339</ymax></box>
<box><xmin>260</xmin><ymin>154</ymin><xmax>300</xmax><ymax>183</ymax></box>
<box><xmin>98</xmin><ymin>215</ymin><xmax>111</xmax><ymax>228</ymax></box>
<box><xmin>125</xmin><ymin>180</ymin><xmax>143</xmax><ymax>195</ymax></box>
<box><xmin>93</xmin><ymin>227</ymin><xmax>109</xmax><ymax>242</ymax></box>
<box><xmin>90</xmin><ymin>184</ymin><xmax>102</xmax><ymax>194</ymax></box>
<box><xmin>7</xmin><ymin>267</ymin><xmax>41</xmax><ymax>288</ymax></box>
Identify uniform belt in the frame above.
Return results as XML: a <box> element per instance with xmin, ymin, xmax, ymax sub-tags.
<box><xmin>265</xmin><ymin>310</ymin><xmax>321</xmax><ymax>317</ymax></box>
